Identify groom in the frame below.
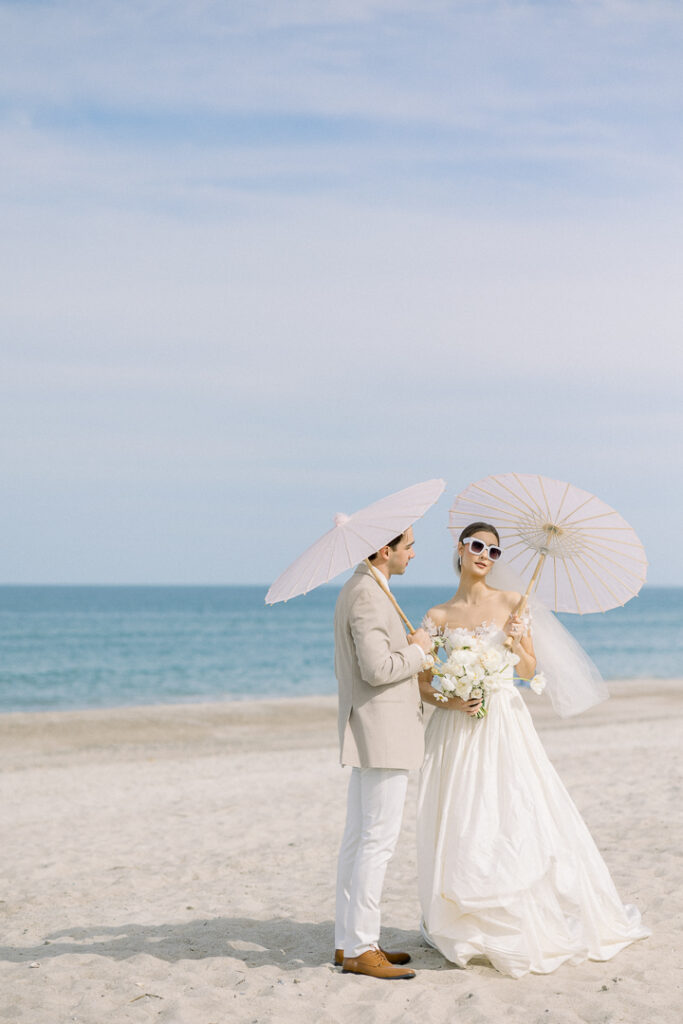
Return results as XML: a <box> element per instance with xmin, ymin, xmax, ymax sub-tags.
<box><xmin>333</xmin><ymin>526</ymin><xmax>433</xmax><ymax>980</ymax></box>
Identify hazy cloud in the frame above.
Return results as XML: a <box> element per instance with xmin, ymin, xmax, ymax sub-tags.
<box><xmin>0</xmin><ymin>1</ymin><xmax>680</xmax><ymax>583</ymax></box>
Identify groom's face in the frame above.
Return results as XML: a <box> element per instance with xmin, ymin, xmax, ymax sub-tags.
<box><xmin>386</xmin><ymin>527</ymin><xmax>416</xmax><ymax>577</ymax></box>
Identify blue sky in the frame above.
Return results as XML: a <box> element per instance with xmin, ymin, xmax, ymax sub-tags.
<box><xmin>1</xmin><ymin>1</ymin><xmax>681</xmax><ymax>585</ymax></box>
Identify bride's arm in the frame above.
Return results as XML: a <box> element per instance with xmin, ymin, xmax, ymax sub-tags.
<box><xmin>503</xmin><ymin>596</ymin><xmax>536</xmax><ymax>679</ymax></box>
<box><xmin>510</xmin><ymin>633</ymin><xmax>536</xmax><ymax>680</ymax></box>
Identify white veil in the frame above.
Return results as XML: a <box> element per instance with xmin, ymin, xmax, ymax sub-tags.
<box><xmin>488</xmin><ymin>560</ymin><xmax>610</xmax><ymax>718</ymax></box>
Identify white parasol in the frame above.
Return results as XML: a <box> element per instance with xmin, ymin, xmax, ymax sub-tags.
<box><xmin>266</xmin><ymin>478</ymin><xmax>446</xmax><ymax>629</ymax></box>
<box><xmin>448</xmin><ymin>473</ymin><xmax>647</xmax><ymax>616</ymax></box>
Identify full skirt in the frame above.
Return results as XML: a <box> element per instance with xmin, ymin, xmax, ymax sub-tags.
<box><xmin>417</xmin><ymin>688</ymin><xmax>649</xmax><ymax>978</ymax></box>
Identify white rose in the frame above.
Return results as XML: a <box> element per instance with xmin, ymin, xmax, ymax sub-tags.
<box><xmin>530</xmin><ymin>672</ymin><xmax>547</xmax><ymax>695</ymax></box>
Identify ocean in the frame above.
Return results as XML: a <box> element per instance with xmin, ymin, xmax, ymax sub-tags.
<box><xmin>0</xmin><ymin>585</ymin><xmax>680</xmax><ymax>714</ymax></box>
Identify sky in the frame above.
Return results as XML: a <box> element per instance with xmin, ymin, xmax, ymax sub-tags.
<box><xmin>1</xmin><ymin>0</ymin><xmax>682</xmax><ymax>586</ymax></box>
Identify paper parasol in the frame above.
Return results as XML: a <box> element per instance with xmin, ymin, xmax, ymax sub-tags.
<box><xmin>448</xmin><ymin>472</ymin><xmax>647</xmax><ymax>615</ymax></box>
<box><xmin>266</xmin><ymin>478</ymin><xmax>446</xmax><ymax>630</ymax></box>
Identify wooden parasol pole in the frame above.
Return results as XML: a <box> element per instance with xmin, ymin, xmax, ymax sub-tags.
<box><xmin>503</xmin><ymin>553</ymin><xmax>546</xmax><ymax>648</ymax></box>
<box><xmin>364</xmin><ymin>558</ymin><xmax>416</xmax><ymax>633</ymax></box>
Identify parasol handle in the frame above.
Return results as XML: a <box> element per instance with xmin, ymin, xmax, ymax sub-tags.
<box><xmin>503</xmin><ymin>553</ymin><xmax>546</xmax><ymax>649</ymax></box>
<box><xmin>364</xmin><ymin>558</ymin><xmax>416</xmax><ymax>634</ymax></box>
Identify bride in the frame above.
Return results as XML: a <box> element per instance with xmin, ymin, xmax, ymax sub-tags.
<box><xmin>417</xmin><ymin>521</ymin><xmax>649</xmax><ymax>979</ymax></box>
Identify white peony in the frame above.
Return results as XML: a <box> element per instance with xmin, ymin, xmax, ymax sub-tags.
<box><xmin>448</xmin><ymin>632</ymin><xmax>474</xmax><ymax>650</ymax></box>
<box><xmin>457</xmin><ymin>648</ymin><xmax>479</xmax><ymax>669</ymax></box>
<box><xmin>480</xmin><ymin>647</ymin><xmax>505</xmax><ymax>673</ymax></box>
<box><xmin>467</xmin><ymin>661</ymin><xmax>486</xmax><ymax>684</ymax></box>
<box><xmin>454</xmin><ymin>677</ymin><xmax>472</xmax><ymax>699</ymax></box>
<box><xmin>443</xmin><ymin>651</ymin><xmax>472</xmax><ymax>675</ymax></box>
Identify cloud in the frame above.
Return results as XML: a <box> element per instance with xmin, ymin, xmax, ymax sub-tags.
<box><xmin>0</xmin><ymin>0</ymin><xmax>680</xmax><ymax>582</ymax></box>
<box><xmin>2</xmin><ymin>0</ymin><xmax>683</xmax><ymax>207</ymax></box>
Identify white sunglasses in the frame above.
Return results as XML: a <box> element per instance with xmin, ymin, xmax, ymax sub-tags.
<box><xmin>462</xmin><ymin>537</ymin><xmax>503</xmax><ymax>561</ymax></box>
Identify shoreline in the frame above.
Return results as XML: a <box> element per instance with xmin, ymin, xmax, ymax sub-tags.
<box><xmin>1</xmin><ymin>673</ymin><xmax>680</xmax><ymax>719</ymax></box>
<box><xmin>1</xmin><ymin>680</ymin><xmax>681</xmax><ymax>772</ymax></box>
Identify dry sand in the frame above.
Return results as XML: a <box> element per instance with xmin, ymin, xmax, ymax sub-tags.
<box><xmin>0</xmin><ymin>681</ymin><xmax>681</xmax><ymax>1024</ymax></box>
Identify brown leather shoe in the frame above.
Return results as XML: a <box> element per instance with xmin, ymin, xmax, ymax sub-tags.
<box><xmin>334</xmin><ymin>947</ymin><xmax>411</xmax><ymax>966</ymax></box>
<box><xmin>341</xmin><ymin>948</ymin><xmax>416</xmax><ymax>979</ymax></box>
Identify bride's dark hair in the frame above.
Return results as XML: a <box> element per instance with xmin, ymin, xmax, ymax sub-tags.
<box><xmin>454</xmin><ymin>521</ymin><xmax>500</xmax><ymax>573</ymax></box>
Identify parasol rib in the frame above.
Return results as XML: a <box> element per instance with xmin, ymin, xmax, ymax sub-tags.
<box><xmin>559</xmin><ymin>492</ymin><xmax>597</xmax><ymax>523</ymax></box>
<box><xmin>573</xmin><ymin>554</ymin><xmax>627</xmax><ymax>604</ymax></box>
<box><xmin>579</xmin><ymin>543</ymin><xmax>648</xmax><ymax>580</ymax></box>
<box><xmin>537</xmin><ymin>475</ymin><xmax>555</xmax><ymax>525</ymax></box>
<box><xmin>467</xmin><ymin>481</ymin><xmax>537</xmax><ymax>519</ymax></box>
<box><xmin>560</xmin><ymin>509</ymin><xmax>626</xmax><ymax>526</ymax></box>
<box><xmin>560</xmin><ymin>557</ymin><xmax>583</xmax><ymax>614</ymax></box>
<box><xmin>454</xmin><ymin>505</ymin><xmax>540</xmax><ymax>528</ymax></box>
<box><xmin>497</xmin><ymin>538</ymin><xmax>530</xmax><ymax>553</ymax></box>
<box><xmin>512</xmin><ymin>473</ymin><xmax>549</xmax><ymax>518</ymax></box>
<box><xmin>500</xmin><ymin>475</ymin><xmax>547</xmax><ymax>517</ymax></box>
<box><xmin>451</xmin><ymin>503</ymin><xmax>537</xmax><ymax>524</ymax></box>
<box><xmin>518</xmin><ymin>548</ymin><xmax>540</xmax><ymax>577</ymax></box>
<box><xmin>565</xmin><ymin>557</ymin><xmax>607</xmax><ymax>613</ymax></box>
<box><xmin>556</xmin><ymin>526</ymin><xmax>642</xmax><ymax>532</ymax></box>
<box><xmin>553</xmin><ymin>480</ymin><xmax>572</xmax><ymax>525</ymax></box>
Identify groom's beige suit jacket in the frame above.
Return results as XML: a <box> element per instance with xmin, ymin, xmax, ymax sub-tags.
<box><xmin>334</xmin><ymin>562</ymin><xmax>425</xmax><ymax>771</ymax></box>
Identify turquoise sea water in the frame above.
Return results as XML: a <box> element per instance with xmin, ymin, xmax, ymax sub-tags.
<box><xmin>0</xmin><ymin>585</ymin><xmax>680</xmax><ymax>713</ymax></box>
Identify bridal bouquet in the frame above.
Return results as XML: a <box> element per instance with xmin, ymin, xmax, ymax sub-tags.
<box><xmin>431</xmin><ymin>632</ymin><xmax>520</xmax><ymax>719</ymax></box>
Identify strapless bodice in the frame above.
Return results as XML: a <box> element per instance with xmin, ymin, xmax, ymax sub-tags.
<box><xmin>422</xmin><ymin>618</ymin><xmax>520</xmax><ymax>696</ymax></box>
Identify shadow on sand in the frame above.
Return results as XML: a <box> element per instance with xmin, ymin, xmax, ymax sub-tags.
<box><xmin>0</xmin><ymin>918</ymin><xmax>454</xmax><ymax>971</ymax></box>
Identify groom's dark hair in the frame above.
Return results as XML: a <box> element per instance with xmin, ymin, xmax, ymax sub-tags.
<box><xmin>368</xmin><ymin>533</ymin><xmax>404</xmax><ymax>562</ymax></box>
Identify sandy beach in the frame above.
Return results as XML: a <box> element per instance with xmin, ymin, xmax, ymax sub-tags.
<box><xmin>1</xmin><ymin>681</ymin><xmax>680</xmax><ymax>1024</ymax></box>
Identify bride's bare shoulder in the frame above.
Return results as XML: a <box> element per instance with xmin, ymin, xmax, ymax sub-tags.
<box><xmin>495</xmin><ymin>589</ymin><xmax>522</xmax><ymax>611</ymax></box>
<box><xmin>424</xmin><ymin>604</ymin><xmax>449</xmax><ymax>628</ymax></box>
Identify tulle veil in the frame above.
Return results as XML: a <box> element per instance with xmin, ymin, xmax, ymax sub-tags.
<box><xmin>487</xmin><ymin>560</ymin><xmax>609</xmax><ymax>718</ymax></box>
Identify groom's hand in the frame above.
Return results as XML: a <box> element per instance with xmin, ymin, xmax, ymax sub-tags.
<box><xmin>408</xmin><ymin>628</ymin><xmax>433</xmax><ymax>654</ymax></box>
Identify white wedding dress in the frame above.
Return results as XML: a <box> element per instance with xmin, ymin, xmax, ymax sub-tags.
<box><xmin>417</xmin><ymin>621</ymin><xmax>649</xmax><ymax>979</ymax></box>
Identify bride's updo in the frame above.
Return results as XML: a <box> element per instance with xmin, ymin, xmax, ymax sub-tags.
<box><xmin>454</xmin><ymin>521</ymin><xmax>501</xmax><ymax>573</ymax></box>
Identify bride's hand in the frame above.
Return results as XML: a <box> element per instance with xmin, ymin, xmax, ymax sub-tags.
<box><xmin>446</xmin><ymin>695</ymin><xmax>483</xmax><ymax>716</ymax></box>
<box><xmin>504</xmin><ymin>614</ymin><xmax>523</xmax><ymax>643</ymax></box>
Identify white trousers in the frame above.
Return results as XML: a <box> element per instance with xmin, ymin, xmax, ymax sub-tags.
<box><xmin>334</xmin><ymin>766</ymin><xmax>409</xmax><ymax>959</ymax></box>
